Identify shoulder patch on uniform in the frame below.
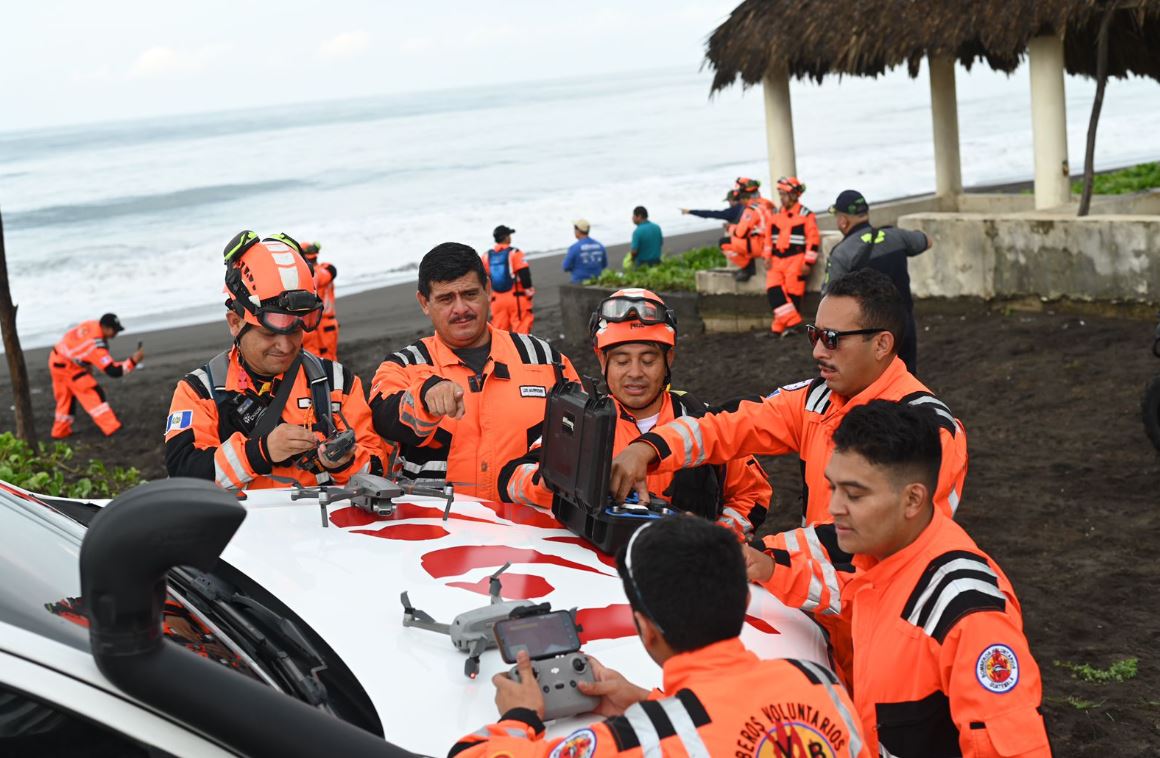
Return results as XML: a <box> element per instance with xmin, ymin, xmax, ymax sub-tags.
<box><xmin>519</xmin><ymin>385</ymin><xmax>547</xmax><ymax>398</ymax></box>
<box><xmin>976</xmin><ymin>643</ymin><xmax>1020</xmax><ymax>694</ymax></box>
<box><xmin>549</xmin><ymin>728</ymin><xmax>597</xmax><ymax>758</ymax></box>
<box><xmin>165</xmin><ymin>410</ymin><xmax>193</xmax><ymax>434</ymax></box>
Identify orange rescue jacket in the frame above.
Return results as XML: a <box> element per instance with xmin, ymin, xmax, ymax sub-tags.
<box><xmin>727</xmin><ymin>200</ymin><xmax>770</xmax><ymax>260</ymax></box>
<box><xmin>771</xmin><ymin>202</ymin><xmax>821</xmax><ymax>264</ymax></box>
<box><xmin>500</xmin><ymin>390</ymin><xmax>771</xmax><ymax>538</ymax></box>
<box><xmin>636</xmin><ymin>358</ymin><xmax>968</xmax><ymax>526</ymax></box>
<box><xmin>52</xmin><ymin>320</ymin><xmax>136</xmax><ymax>377</ymax></box>
<box><xmin>313</xmin><ymin>261</ymin><xmax>338</xmax><ymax>322</ymax></box>
<box><xmin>757</xmin><ymin>512</ymin><xmax>1052</xmax><ymax>758</ymax></box>
<box><xmin>449</xmin><ymin>637</ymin><xmax>870</xmax><ymax>758</ymax></box>
<box><xmin>369</xmin><ymin>326</ymin><xmax>578</xmax><ymax>502</ymax></box>
<box><xmin>164</xmin><ymin>347</ymin><xmax>384</xmax><ymax>489</ymax></box>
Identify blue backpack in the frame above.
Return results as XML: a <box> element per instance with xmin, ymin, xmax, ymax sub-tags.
<box><xmin>488</xmin><ymin>248</ymin><xmax>514</xmax><ymax>293</ymax></box>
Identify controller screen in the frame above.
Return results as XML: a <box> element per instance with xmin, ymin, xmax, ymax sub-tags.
<box><xmin>497</xmin><ymin>612</ymin><xmax>581</xmax><ymax>661</ymax></box>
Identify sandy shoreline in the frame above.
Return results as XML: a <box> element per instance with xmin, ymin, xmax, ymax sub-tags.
<box><xmin>3</xmin><ymin>226</ymin><xmax>725</xmax><ymax>378</ymax></box>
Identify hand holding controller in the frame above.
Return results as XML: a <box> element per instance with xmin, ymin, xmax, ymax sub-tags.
<box><xmin>509</xmin><ymin>652</ymin><xmax>600</xmax><ymax>721</ymax></box>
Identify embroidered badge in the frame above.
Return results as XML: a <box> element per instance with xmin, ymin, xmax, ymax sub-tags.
<box><xmin>549</xmin><ymin>728</ymin><xmax>596</xmax><ymax>758</ymax></box>
<box><xmin>520</xmin><ymin>385</ymin><xmax>547</xmax><ymax>398</ymax></box>
<box><xmin>164</xmin><ymin>410</ymin><xmax>193</xmax><ymax>434</ymax></box>
<box><xmin>976</xmin><ymin>643</ymin><xmax>1019</xmax><ymax>693</ymax></box>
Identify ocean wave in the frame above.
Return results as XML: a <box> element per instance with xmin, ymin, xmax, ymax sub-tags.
<box><xmin>5</xmin><ymin>179</ymin><xmax>293</xmax><ymax>230</ymax></box>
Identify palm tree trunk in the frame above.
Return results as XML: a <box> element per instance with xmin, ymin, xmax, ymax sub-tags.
<box><xmin>1079</xmin><ymin>1</ymin><xmax>1120</xmax><ymax>217</ymax></box>
<box><xmin>0</xmin><ymin>206</ymin><xmax>39</xmax><ymax>444</ymax></box>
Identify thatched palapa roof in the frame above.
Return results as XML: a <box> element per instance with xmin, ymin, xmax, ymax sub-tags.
<box><xmin>706</xmin><ymin>0</ymin><xmax>1160</xmax><ymax>90</ymax></box>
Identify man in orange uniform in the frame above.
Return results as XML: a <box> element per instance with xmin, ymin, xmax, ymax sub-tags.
<box><xmin>165</xmin><ymin>232</ymin><xmax>384</xmax><ymax>490</ymax></box>
<box><xmin>745</xmin><ymin>401</ymin><xmax>1052</xmax><ymax>757</ymax></box>
<box><xmin>483</xmin><ymin>224</ymin><xmax>534</xmax><ymax>334</ymax></box>
<box><xmin>370</xmin><ymin>242</ymin><xmax>577</xmax><ymax>501</ymax></box>
<box><xmin>297</xmin><ymin>241</ymin><xmax>340</xmax><ymax>360</ymax></box>
<box><xmin>500</xmin><ymin>288</ymin><xmax>771</xmax><ymax>539</ymax></box>
<box><xmin>450</xmin><ymin>516</ymin><xmax>869</xmax><ymax>758</ymax></box>
<box><xmin>721</xmin><ymin>178</ymin><xmax>773</xmax><ymax>283</ymax></box>
<box><xmin>610</xmin><ymin>269</ymin><xmax>966</xmax><ymax>527</ymax></box>
<box><xmin>767</xmin><ymin>176</ymin><xmax>821</xmax><ymax>335</ymax></box>
<box><xmin>49</xmin><ymin>313</ymin><xmax>143</xmax><ymax>438</ymax></box>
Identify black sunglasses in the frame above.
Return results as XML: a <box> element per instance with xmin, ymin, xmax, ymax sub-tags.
<box><xmin>806</xmin><ymin>324</ymin><xmax>888</xmax><ymax>350</ymax></box>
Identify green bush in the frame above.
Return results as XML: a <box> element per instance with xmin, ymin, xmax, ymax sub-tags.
<box><xmin>1054</xmin><ymin>657</ymin><xmax>1138</xmax><ymax>684</ymax></box>
<box><xmin>1072</xmin><ymin>162</ymin><xmax>1160</xmax><ymax>196</ymax></box>
<box><xmin>0</xmin><ymin>432</ymin><xmax>142</xmax><ymax>498</ymax></box>
<box><xmin>585</xmin><ymin>246</ymin><xmax>727</xmax><ymax>292</ymax></box>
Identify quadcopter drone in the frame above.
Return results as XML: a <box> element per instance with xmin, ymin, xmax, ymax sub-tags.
<box><xmin>275</xmin><ymin>472</ymin><xmax>456</xmax><ymax>527</ymax></box>
<box><xmin>400</xmin><ymin>562</ymin><xmax>544</xmax><ymax>679</ymax></box>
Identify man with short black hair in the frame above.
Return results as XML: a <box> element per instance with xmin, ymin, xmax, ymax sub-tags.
<box><xmin>825</xmin><ymin>189</ymin><xmax>932</xmax><ymax>373</ymax></box>
<box><xmin>629</xmin><ymin>206</ymin><xmax>663</xmax><ymax>267</ymax></box>
<box><xmin>49</xmin><ymin>313</ymin><xmax>144</xmax><ymax>438</ymax></box>
<box><xmin>450</xmin><ymin>516</ymin><xmax>868</xmax><ymax>757</ymax></box>
<box><xmin>370</xmin><ymin>242</ymin><xmax>578</xmax><ymax>502</ymax></box>
<box><xmin>483</xmin><ymin>225</ymin><xmax>534</xmax><ymax>333</ymax></box>
<box><xmin>744</xmin><ymin>401</ymin><xmax>1051</xmax><ymax>757</ymax></box>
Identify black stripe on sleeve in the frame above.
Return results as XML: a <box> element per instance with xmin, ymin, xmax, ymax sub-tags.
<box><xmin>637</xmin><ymin>432</ymin><xmax>671</xmax><ymax>460</ymax></box>
<box><xmin>510</xmin><ymin>333</ymin><xmax>532</xmax><ymax>364</ymax></box>
<box><xmin>674</xmin><ymin>689</ymin><xmax>711</xmax><ymax>727</ymax></box>
<box><xmin>605</xmin><ymin>716</ymin><xmax>640</xmax><ymax>750</ymax></box>
<box><xmin>638</xmin><ymin>700</ymin><xmax>676</xmax><ymax>739</ymax></box>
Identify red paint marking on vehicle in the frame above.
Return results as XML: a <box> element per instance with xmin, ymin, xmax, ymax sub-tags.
<box><xmin>331</xmin><ymin>504</ymin><xmax>496</xmax><ymax>529</ymax></box>
<box><xmin>447</xmin><ymin>573</ymin><xmax>555</xmax><ymax>600</ymax></box>
<box><xmin>544</xmin><ymin>536</ymin><xmax>618</xmax><ymax>568</ymax></box>
<box><xmin>354</xmin><ymin>524</ymin><xmax>450</xmax><ymax>541</ymax></box>
<box><xmin>744</xmin><ymin>614</ymin><xmax>779</xmax><ymax>635</ymax></box>
<box><xmin>576</xmin><ymin>604</ymin><xmax>636</xmax><ymax>642</ymax></box>
<box><xmin>479</xmin><ymin>501</ymin><xmax>561</xmax><ymax>529</ymax></box>
<box><xmin>420</xmin><ymin>545</ymin><xmax>610</xmax><ymax>579</ymax></box>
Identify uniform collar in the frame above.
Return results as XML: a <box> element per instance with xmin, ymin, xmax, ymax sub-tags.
<box><xmin>228</xmin><ymin>345</ymin><xmax>294</xmax><ymax>394</ymax></box>
<box><xmin>429</xmin><ymin>324</ymin><xmax>499</xmax><ymax>369</ymax></box>
<box><xmin>845</xmin><ymin>220</ymin><xmax>872</xmax><ymax>239</ymax></box>
<box><xmin>828</xmin><ymin>357</ymin><xmax>908</xmax><ymax>415</ymax></box>
<box><xmin>662</xmin><ymin>637</ymin><xmax>756</xmax><ymax>694</ymax></box>
<box><xmin>784</xmin><ymin>201</ymin><xmax>802</xmax><ymax>215</ymax></box>
<box><xmin>852</xmin><ymin>508</ymin><xmax>949</xmax><ymax>584</ymax></box>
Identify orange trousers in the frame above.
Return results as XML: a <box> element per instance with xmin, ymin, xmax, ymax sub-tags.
<box><xmin>303</xmin><ymin>317</ymin><xmax>339</xmax><ymax>360</ymax></box>
<box><xmin>49</xmin><ymin>360</ymin><xmax>120</xmax><ymax>438</ymax></box>
<box><xmin>765</xmin><ymin>254</ymin><xmax>808</xmax><ymax>333</ymax></box>
<box><xmin>490</xmin><ymin>292</ymin><xmax>533</xmax><ymax>333</ymax></box>
<box><xmin>721</xmin><ymin>236</ymin><xmax>759</xmax><ymax>270</ymax></box>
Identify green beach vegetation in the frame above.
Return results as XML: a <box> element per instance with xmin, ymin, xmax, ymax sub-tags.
<box><xmin>1072</xmin><ymin>161</ymin><xmax>1160</xmax><ymax>196</ymax></box>
<box><xmin>586</xmin><ymin>246</ymin><xmax>726</xmax><ymax>292</ymax></box>
<box><xmin>0</xmin><ymin>432</ymin><xmax>142</xmax><ymax>498</ymax></box>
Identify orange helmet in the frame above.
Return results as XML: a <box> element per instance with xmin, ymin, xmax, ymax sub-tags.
<box><xmin>299</xmin><ymin>240</ymin><xmax>321</xmax><ymax>260</ymax></box>
<box><xmin>590</xmin><ymin>288</ymin><xmax>677</xmax><ymax>354</ymax></box>
<box><xmin>223</xmin><ymin>230</ymin><xmax>323</xmax><ymax>334</ymax></box>
<box><xmin>735</xmin><ymin>176</ymin><xmax>762</xmax><ymax>194</ymax></box>
<box><xmin>777</xmin><ymin>176</ymin><xmax>806</xmax><ymax>196</ymax></box>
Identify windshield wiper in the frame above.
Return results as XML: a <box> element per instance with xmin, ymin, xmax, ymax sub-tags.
<box><xmin>168</xmin><ymin>566</ymin><xmax>334</xmax><ymax>714</ymax></box>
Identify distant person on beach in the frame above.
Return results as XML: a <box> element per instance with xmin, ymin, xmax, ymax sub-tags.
<box><xmin>500</xmin><ymin>287</ymin><xmax>771</xmax><ymax>540</ymax></box>
<box><xmin>766</xmin><ymin>176</ymin><xmax>821</xmax><ymax>335</ymax></box>
<box><xmin>297</xmin><ymin>240</ymin><xmax>340</xmax><ymax>360</ymax></box>
<box><xmin>164</xmin><ymin>232</ymin><xmax>385</xmax><ymax>490</ymax></box>
<box><xmin>719</xmin><ymin>178</ymin><xmax>772</xmax><ymax>284</ymax></box>
<box><xmin>629</xmin><ymin>206</ymin><xmax>663</xmax><ymax>267</ymax></box>
<box><xmin>561</xmin><ymin>218</ymin><xmax>607</xmax><ymax>283</ymax></box>
<box><xmin>483</xmin><ymin>225</ymin><xmax>534</xmax><ymax>334</ymax></box>
<box><xmin>744</xmin><ymin>401</ymin><xmax>1051</xmax><ymax>758</ymax></box>
<box><xmin>49</xmin><ymin>313</ymin><xmax>143</xmax><ymax>438</ymax></box>
<box><xmin>609</xmin><ymin>270</ymin><xmax>968</xmax><ymax>684</ymax></box>
<box><xmin>369</xmin><ymin>243</ymin><xmax>579</xmax><ymax>502</ymax></box>
<box><xmin>825</xmin><ymin>189</ymin><xmax>931</xmax><ymax>374</ymax></box>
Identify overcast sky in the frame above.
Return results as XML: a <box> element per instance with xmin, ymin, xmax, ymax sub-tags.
<box><xmin>0</xmin><ymin>1</ymin><xmax>743</xmax><ymax>131</ymax></box>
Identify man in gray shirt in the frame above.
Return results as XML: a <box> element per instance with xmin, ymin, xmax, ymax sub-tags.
<box><xmin>823</xmin><ymin>189</ymin><xmax>931</xmax><ymax>375</ymax></box>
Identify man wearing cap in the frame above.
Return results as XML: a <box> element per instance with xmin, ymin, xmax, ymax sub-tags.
<box><xmin>825</xmin><ymin>190</ymin><xmax>932</xmax><ymax>374</ymax></box>
<box><xmin>561</xmin><ymin>219</ymin><xmax>608</xmax><ymax>284</ymax></box>
<box><xmin>164</xmin><ymin>232</ymin><xmax>384</xmax><ymax>490</ymax></box>
<box><xmin>49</xmin><ymin>313</ymin><xmax>144</xmax><ymax>438</ymax></box>
<box><xmin>483</xmin><ymin>225</ymin><xmax>534</xmax><ymax>334</ymax></box>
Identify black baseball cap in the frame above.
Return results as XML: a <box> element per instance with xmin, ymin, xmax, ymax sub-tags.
<box><xmin>829</xmin><ymin>190</ymin><xmax>869</xmax><ymax>216</ymax></box>
<box><xmin>99</xmin><ymin>313</ymin><xmax>125</xmax><ymax>334</ymax></box>
<box><xmin>493</xmin><ymin>225</ymin><xmax>516</xmax><ymax>242</ymax></box>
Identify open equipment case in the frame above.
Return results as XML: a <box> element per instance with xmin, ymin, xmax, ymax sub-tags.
<box><xmin>538</xmin><ymin>379</ymin><xmax>674</xmax><ymax>554</ymax></box>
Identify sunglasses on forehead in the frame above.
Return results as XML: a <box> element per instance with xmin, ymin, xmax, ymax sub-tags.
<box><xmin>806</xmin><ymin>324</ymin><xmax>888</xmax><ymax>350</ymax></box>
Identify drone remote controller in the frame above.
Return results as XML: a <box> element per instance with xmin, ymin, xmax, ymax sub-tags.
<box><xmin>509</xmin><ymin>653</ymin><xmax>600</xmax><ymax>721</ymax></box>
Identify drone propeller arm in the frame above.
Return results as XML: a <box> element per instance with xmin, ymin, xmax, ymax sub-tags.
<box><xmin>399</xmin><ymin>592</ymin><xmax>451</xmax><ymax>635</ymax></box>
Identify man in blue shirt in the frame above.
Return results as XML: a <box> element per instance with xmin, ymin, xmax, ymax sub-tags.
<box><xmin>562</xmin><ymin>218</ymin><xmax>608</xmax><ymax>283</ymax></box>
<box><xmin>630</xmin><ymin>205</ymin><xmax>664</xmax><ymax>267</ymax></box>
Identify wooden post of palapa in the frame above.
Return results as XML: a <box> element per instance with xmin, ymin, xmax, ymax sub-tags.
<box><xmin>0</xmin><ymin>205</ymin><xmax>39</xmax><ymax>444</ymax></box>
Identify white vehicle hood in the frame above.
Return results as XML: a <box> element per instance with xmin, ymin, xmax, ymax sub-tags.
<box><xmin>221</xmin><ymin>490</ymin><xmax>827</xmax><ymax>755</ymax></box>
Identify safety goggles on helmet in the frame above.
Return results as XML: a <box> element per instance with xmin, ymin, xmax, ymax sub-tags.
<box><xmin>253</xmin><ymin>290</ymin><xmax>324</xmax><ymax>334</ymax></box>
<box><xmin>777</xmin><ymin>176</ymin><xmax>806</xmax><ymax>195</ymax></box>
<box><xmin>806</xmin><ymin>324</ymin><xmax>887</xmax><ymax>350</ymax></box>
<box><xmin>596</xmin><ymin>295</ymin><xmax>673</xmax><ymax>326</ymax></box>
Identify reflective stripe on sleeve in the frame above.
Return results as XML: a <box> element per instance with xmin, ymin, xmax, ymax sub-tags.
<box><xmin>657</xmin><ymin>697</ymin><xmax>711</xmax><ymax>758</ymax></box>
<box><xmin>804</xmin><ymin>527</ymin><xmax>843</xmax><ymax>616</ymax></box>
<box><xmin>797</xmin><ymin>660</ymin><xmax>864</xmax><ymax>758</ymax></box>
